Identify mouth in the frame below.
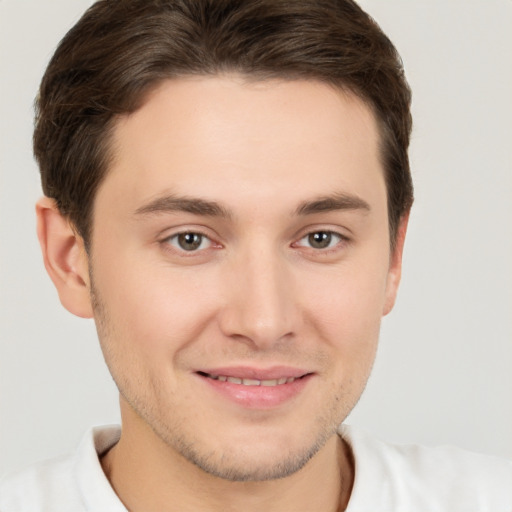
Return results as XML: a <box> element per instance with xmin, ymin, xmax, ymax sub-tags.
<box><xmin>197</xmin><ymin>371</ymin><xmax>306</xmax><ymax>387</ymax></box>
<box><xmin>195</xmin><ymin>367</ymin><xmax>313</xmax><ymax>409</ymax></box>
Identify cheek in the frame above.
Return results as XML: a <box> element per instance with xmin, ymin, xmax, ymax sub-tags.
<box><xmin>303</xmin><ymin>260</ymin><xmax>389</xmax><ymax>335</ymax></box>
<box><xmin>299</xmin><ymin>257</ymin><xmax>389</xmax><ymax>376</ymax></box>
<box><xmin>92</xmin><ymin>250</ymin><xmax>220</xmax><ymax>355</ymax></box>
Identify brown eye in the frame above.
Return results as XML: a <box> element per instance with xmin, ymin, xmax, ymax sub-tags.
<box><xmin>177</xmin><ymin>233</ymin><xmax>203</xmax><ymax>251</ymax></box>
<box><xmin>307</xmin><ymin>231</ymin><xmax>334</xmax><ymax>249</ymax></box>
<box><xmin>167</xmin><ymin>232</ymin><xmax>210</xmax><ymax>252</ymax></box>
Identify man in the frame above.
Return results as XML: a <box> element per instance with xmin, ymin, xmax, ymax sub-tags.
<box><xmin>1</xmin><ymin>0</ymin><xmax>510</xmax><ymax>510</ymax></box>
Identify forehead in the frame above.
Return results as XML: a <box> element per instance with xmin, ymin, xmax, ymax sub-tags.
<box><xmin>100</xmin><ymin>76</ymin><xmax>384</xmax><ymax>217</ymax></box>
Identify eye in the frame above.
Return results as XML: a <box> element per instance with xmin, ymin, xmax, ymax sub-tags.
<box><xmin>166</xmin><ymin>232</ymin><xmax>212</xmax><ymax>252</ymax></box>
<box><xmin>296</xmin><ymin>231</ymin><xmax>344</xmax><ymax>250</ymax></box>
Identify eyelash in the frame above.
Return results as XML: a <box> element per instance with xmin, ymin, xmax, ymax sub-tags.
<box><xmin>161</xmin><ymin>229</ymin><xmax>348</xmax><ymax>256</ymax></box>
<box><xmin>162</xmin><ymin>230</ymin><xmax>216</xmax><ymax>254</ymax></box>
<box><xmin>294</xmin><ymin>231</ymin><xmax>347</xmax><ymax>252</ymax></box>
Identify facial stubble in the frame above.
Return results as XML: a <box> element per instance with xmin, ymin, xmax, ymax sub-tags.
<box><xmin>89</xmin><ymin>273</ymin><xmax>359</xmax><ymax>483</ymax></box>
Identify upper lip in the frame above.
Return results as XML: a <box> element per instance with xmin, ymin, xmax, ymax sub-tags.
<box><xmin>196</xmin><ymin>366</ymin><xmax>311</xmax><ymax>380</ymax></box>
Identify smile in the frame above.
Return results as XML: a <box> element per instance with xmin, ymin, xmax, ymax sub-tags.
<box><xmin>196</xmin><ymin>369</ymin><xmax>312</xmax><ymax>409</ymax></box>
<box><xmin>200</xmin><ymin>372</ymin><xmax>299</xmax><ymax>387</ymax></box>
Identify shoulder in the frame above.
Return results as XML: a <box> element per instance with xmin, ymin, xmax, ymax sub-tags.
<box><xmin>340</xmin><ymin>424</ymin><xmax>512</xmax><ymax>512</ymax></box>
<box><xmin>0</xmin><ymin>426</ymin><xmax>123</xmax><ymax>512</ymax></box>
<box><xmin>0</xmin><ymin>454</ymin><xmax>80</xmax><ymax>511</ymax></box>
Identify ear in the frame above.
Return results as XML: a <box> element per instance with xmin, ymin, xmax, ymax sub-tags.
<box><xmin>36</xmin><ymin>197</ymin><xmax>94</xmax><ymax>318</ymax></box>
<box><xmin>382</xmin><ymin>213</ymin><xmax>410</xmax><ymax>316</ymax></box>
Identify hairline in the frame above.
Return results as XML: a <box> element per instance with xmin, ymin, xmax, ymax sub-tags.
<box><xmin>78</xmin><ymin>72</ymin><xmax>399</xmax><ymax>254</ymax></box>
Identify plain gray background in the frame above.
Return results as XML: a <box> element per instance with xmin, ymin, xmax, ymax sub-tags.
<box><xmin>1</xmin><ymin>0</ymin><xmax>511</xmax><ymax>477</ymax></box>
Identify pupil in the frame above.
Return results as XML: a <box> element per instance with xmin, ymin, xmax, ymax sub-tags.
<box><xmin>178</xmin><ymin>233</ymin><xmax>202</xmax><ymax>251</ymax></box>
<box><xmin>309</xmin><ymin>231</ymin><xmax>331</xmax><ymax>249</ymax></box>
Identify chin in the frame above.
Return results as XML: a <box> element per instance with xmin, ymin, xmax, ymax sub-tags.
<box><xmin>165</xmin><ymin>420</ymin><xmax>338</xmax><ymax>482</ymax></box>
<box><xmin>180</xmin><ymin>440</ymin><xmax>324</xmax><ymax>482</ymax></box>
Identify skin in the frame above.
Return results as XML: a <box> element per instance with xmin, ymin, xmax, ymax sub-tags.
<box><xmin>37</xmin><ymin>76</ymin><xmax>408</xmax><ymax>512</ymax></box>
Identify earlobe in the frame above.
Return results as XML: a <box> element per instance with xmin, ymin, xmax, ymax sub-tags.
<box><xmin>382</xmin><ymin>213</ymin><xmax>410</xmax><ymax>316</ymax></box>
<box><xmin>36</xmin><ymin>197</ymin><xmax>94</xmax><ymax>318</ymax></box>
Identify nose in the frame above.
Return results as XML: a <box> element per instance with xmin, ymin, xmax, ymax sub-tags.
<box><xmin>217</xmin><ymin>245</ymin><xmax>300</xmax><ymax>349</ymax></box>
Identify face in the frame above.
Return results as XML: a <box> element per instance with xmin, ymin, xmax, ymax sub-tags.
<box><xmin>86</xmin><ymin>76</ymin><xmax>403</xmax><ymax>481</ymax></box>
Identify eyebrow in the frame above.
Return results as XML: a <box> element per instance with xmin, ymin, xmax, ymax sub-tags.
<box><xmin>294</xmin><ymin>192</ymin><xmax>371</xmax><ymax>216</ymax></box>
<box><xmin>134</xmin><ymin>195</ymin><xmax>232</xmax><ymax>219</ymax></box>
<box><xmin>134</xmin><ymin>191</ymin><xmax>370</xmax><ymax>219</ymax></box>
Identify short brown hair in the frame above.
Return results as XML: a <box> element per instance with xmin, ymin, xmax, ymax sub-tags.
<box><xmin>34</xmin><ymin>0</ymin><xmax>413</xmax><ymax>248</ymax></box>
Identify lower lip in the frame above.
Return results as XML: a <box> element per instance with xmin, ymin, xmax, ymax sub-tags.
<box><xmin>197</xmin><ymin>374</ymin><xmax>313</xmax><ymax>409</ymax></box>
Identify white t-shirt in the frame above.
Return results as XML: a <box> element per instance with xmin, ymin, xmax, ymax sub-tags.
<box><xmin>1</xmin><ymin>424</ymin><xmax>511</xmax><ymax>511</ymax></box>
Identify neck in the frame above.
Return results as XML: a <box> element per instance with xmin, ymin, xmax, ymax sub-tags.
<box><xmin>101</xmin><ymin>406</ymin><xmax>354</xmax><ymax>512</ymax></box>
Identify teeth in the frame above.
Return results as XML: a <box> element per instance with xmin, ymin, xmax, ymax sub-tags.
<box><xmin>206</xmin><ymin>373</ymin><xmax>297</xmax><ymax>386</ymax></box>
<box><xmin>242</xmin><ymin>378</ymin><xmax>260</xmax><ymax>386</ymax></box>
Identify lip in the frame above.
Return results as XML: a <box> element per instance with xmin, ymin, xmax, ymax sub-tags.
<box><xmin>194</xmin><ymin>366</ymin><xmax>313</xmax><ymax>409</ymax></box>
<box><xmin>197</xmin><ymin>365</ymin><xmax>310</xmax><ymax>380</ymax></box>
